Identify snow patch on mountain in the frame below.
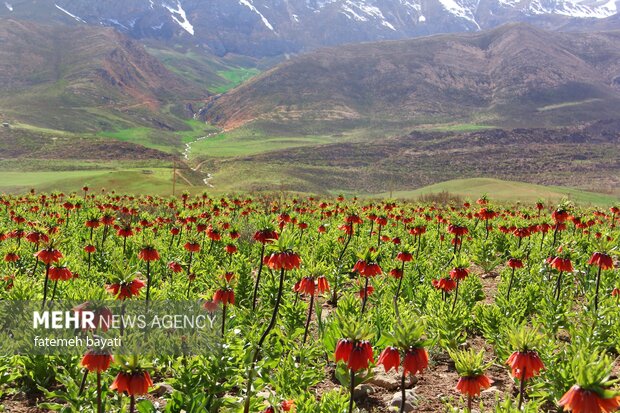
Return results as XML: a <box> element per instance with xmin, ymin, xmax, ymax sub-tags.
<box><xmin>554</xmin><ymin>0</ymin><xmax>617</xmax><ymax>18</ymax></box>
<box><xmin>106</xmin><ymin>18</ymin><xmax>128</xmax><ymax>29</ymax></box>
<box><xmin>239</xmin><ymin>0</ymin><xmax>275</xmax><ymax>31</ymax></box>
<box><xmin>4</xmin><ymin>2</ymin><xmax>12</xmax><ymax>11</ymax></box>
<box><xmin>338</xmin><ymin>0</ymin><xmax>397</xmax><ymax>29</ymax></box>
<box><xmin>437</xmin><ymin>0</ymin><xmax>480</xmax><ymax>28</ymax></box>
<box><xmin>163</xmin><ymin>0</ymin><xmax>194</xmax><ymax>35</ymax></box>
<box><xmin>54</xmin><ymin>4</ymin><xmax>86</xmax><ymax>23</ymax></box>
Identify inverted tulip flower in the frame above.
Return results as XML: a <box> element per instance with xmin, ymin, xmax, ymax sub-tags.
<box><xmin>80</xmin><ymin>348</ymin><xmax>113</xmax><ymax>413</ymax></box>
<box><xmin>333</xmin><ymin>319</ymin><xmax>374</xmax><ymax>413</ymax></box>
<box><xmin>377</xmin><ymin>319</ymin><xmax>429</xmax><ymax>413</ymax></box>
<box><xmin>243</xmin><ymin>233</ymin><xmax>301</xmax><ymax>413</ymax></box>
<box><xmin>352</xmin><ymin>250</ymin><xmax>382</xmax><ymax>314</ymax></box>
<box><xmin>506</xmin><ymin>255</ymin><xmax>524</xmax><ymax>300</ymax></box>
<box><xmin>548</xmin><ymin>247</ymin><xmax>573</xmax><ymax>301</ymax></box>
<box><xmin>588</xmin><ymin>250</ymin><xmax>614</xmax><ymax>312</ymax></box>
<box><xmin>110</xmin><ymin>355</ymin><xmax>153</xmax><ymax>413</ymax></box>
<box><xmin>138</xmin><ymin>243</ymin><xmax>159</xmax><ymax>306</ymax></box>
<box><xmin>451</xmin><ymin>349</ymin><xmax>492</xmax><ymax>413</ymax></box>
<box><xmin>506</xmin><ymin>326</ymin><xmax>545</xmax><ymax>409</ymax></box>
<box><xmin>296</xmin><ymin>266</ymin><xmax>330</xmax><ymax>344</ymax></box>
<box><xmin>251</xmin><ymin>223</ymin><xmax>279</xmax><ymax>310</ymax></box>
<box><xmin>36</xmin><ymin>243</ymin><xmax>63</xmax><ymax>308</ymax></box>
<box><xmin>559</xmin><ymin>352</ymin><xmax>620</xmax><ymax>413</ymax></box>
<box><xmin>393</xmin><ymin>246</ymin><xmax>414</xmax><ymax>316</ymax></box>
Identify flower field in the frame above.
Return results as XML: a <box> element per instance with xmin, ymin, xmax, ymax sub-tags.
<box><xmin>0</xmin><ymin>189</ymin><xmax>619</xmax><ymax>413</ymax></box>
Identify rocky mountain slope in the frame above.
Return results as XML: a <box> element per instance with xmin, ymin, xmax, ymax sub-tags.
<box><xmin>0</xmin><ymin>18</ymin><xmax>206</xmax><ymax>131</ymax></box>
<box><xmin>199</xmin><ymin>24</ymin><xmax>620</xmax><ymax>129</ymax></box>
<box><xmin>0</xmin><ymin>0</ymin><xmax>617</xmax><ymax>56</ymax></box>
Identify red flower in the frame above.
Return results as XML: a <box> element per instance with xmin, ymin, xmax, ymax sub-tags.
<box><xmin>389</xmin><ymin>268</ymin><xmax>403</xmax><ymax>279</ymax></box>
<box><xmin>396</xmin><ymin>251</ymin><xmax>413</xmax><ymax>262</ymax></box>
<box><xmin>281</xmin><ymin>400</ymin><xmax>295</xmax><ymax>412</ymax></box>
<box><xmin>506</xmin><ymin>350</ymin><xmax>545</xmax><ymax>380</ymax></box>
<box><xmin>81</xmin><ymin>350</ymin><xmax>113</xmax><ymax>372</ymax></box>
<box><xmin>49</xmin><ymin>266</ymin><xmax>73</xmax><ymax>281</ymax></box>
<box><xmin>552</xmin><ymin>209</ymin><xmax>569</xmax><ymax>223</ymax></box>
<box><xmin>35</xmin><ymin>248</ymin><xmax>63</xmax><ymax>265</ymax></box>
<box><xmin>214</xmin><ymin>288</ymin><xmax>235</xmax><ymax>305</ymax></box>
<box><xmin>183</xmin><ymin>242</ymin><xmax>200</xmax><ymax>253</ymax></box>
<box><xmin>253</xmin><ymin>229</ymin><xmax>279</xmax><ymax>244</ymax></box>
<box><xmin>352</xmin><ymin>260</ymin><xmax>382</xmax><ymax>277</ymax></box>
<box><xmin>358</xmin><ymin>285</ymin><xmax>375</xmax><ymax>299</ymax></box>
<box><xmin>84</xmin><ymin>245</ymin><xmax>96</xmax><ymax>254</ymax></box>
<box><xmin>403</xmin><ymin>347</ymin><xmax>429</xmax><ymax>376</ymax></box>
<box><xmin>100</xmin><ymin>215</ymin><xmax>115</xmax><ymax>226</ymax></box>
<box><xmin>110</xmin><ymin>371</ymin><xmax>153</xmax><ymax>396</ymax></box>
<box><xmin>348</xmin><ymin>341</ymin><xmax>374</xmax><ymax>371</ymax></box>
<box><xmin>447</xmin><ymin>224</ymin><xmax>468</xmax><ymax>236</ymax></box>
<box><xmin>4</xmin><ymin>252</ymin><xmax>19</xmax><ymax>262</ymax></box>
<box><xmin>297</xmin><ymin>277</ymin><xmax>316</xmax><ymax>296</ymax></box>
<box><xmin>335</xmin><ymin>339</ymin><xmax>353</xmax><ymax>363</ymax></box>
<box><xmin>224</xmin><ymin>272</ymin><xmax>235</xmax><ymax>283</ymax></box>
<box><xmin>85</xmin><ymin>219</ymin><xmax>100</xmax><ymax>229</ymax></box>
<box><xmin>138</xmin><ymin>246</ymin><xmax>160</xmax><ymax>262</ymax></box>
<box><xmin>559</xmin><ymin>385</ymin><xmax>620</xmax><ymax>413</ymax></box>
<box><xmin>550</xmin><ymin>257</ymin><xmax>573</xmax><ymax>272</ymax></box>
<box><xmin>117</xmin><ymin>226</ymin><xmax>133</xmax><ymax>238</ymax></box>
<box><xmin>450</xmin><ymin>267</ymin><xmax>469</xmax><ymax>280</ymax></box>
<box><xmin>588</xmin><ymin>252</ymin><xmax>614</xmax><ymax>270</ymax></box>
<box><xmin>224</xmin><ymin>244</ymin><xmax>238</xmax><ymax>254</ymax></box>
<box><xmin>507</xmin><ymin>258</ymin><xmax>524</xmax><ymax>269</ymax></box>
<box><xmin>612</xmin><ymin>288</ymin><xmax>620</xmax><ymax>297</ymax></box>
<box><xmin>432</xmin><ymin>278</ymin><xmax>457</xmax><ymax>292</ymax></box>
<box><xmin>264</xmin><ymin>251</ymin><xmax>302</xmax><ymax>270</ymax></box>
<box><xmin>206</xmin><ymin>225</ymin><xmax>222</xmax><ymax>241</ymax></box>
<box><xmin>456</xmin><ymin>375</ymin><xmax>492</xmax><ymax>397</ymax></box>
<box><xmin>378</xmin><ymin>346</ymin><xmax>400</xmax><ymax>373</ymax></box>
<box><xmin>106</xmin><ymin>279</ymin><xmax>146</xmax><ymax>300</ymax></box>
<box><xmin>168</xmin><ymin>261</ymin><xmax>183</xmax><ymax>273</ymax></box>
<box><xmin>317</xmin><ymin>276</ymin><xmax>330</xmax><ymax>293</ymax></box>
<box><xmin>203</xmin><ymin>300</ymin><xmax>219</xmax><ymax>312</ymax></box>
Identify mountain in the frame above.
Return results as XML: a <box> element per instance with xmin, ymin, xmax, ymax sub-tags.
<box><xmin>0</xmin><ymin>18</ymin><xmax>207</xmax><ymax>132</ymax></box>
<box><xmin>0</xmin><ymin>0</ymin><xmax>617</xmax><ymax>57</ymax></box>
<box><xmin>199</xmin><ymin>24</ymin><xmax>620</xmax><ymax>129</ymax></box>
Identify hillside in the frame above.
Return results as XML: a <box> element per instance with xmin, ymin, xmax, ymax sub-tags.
<box><xmin>203</xmin><ymin>120</ymin><xmax>620</xmax><ymax>196</ymax></box>
<box><xmin>201</xmin><ymin>24</ymin><xmax>620</xmax><ymax>129</ymax></box>
<box><xmin>0</xmin><ymin>18</ymin><xmax>208</xmax><ymax>132</ymax></box>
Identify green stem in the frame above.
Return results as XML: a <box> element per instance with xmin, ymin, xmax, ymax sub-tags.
<box><xmin>518</xmin><ymin>367</ymin><xmax>527</xmax><ymax>410</ymax></box>
<box><xmin>251</xmin><ymin>244</ymin><xmax>266</xmax><ymax>310</ymax></box>
<box><xmin>303</xmin><ymin>294</ymin><xmax>315</xmax><ymax>344</ymax></box>
<box><xmin>243</xmin><ymin>267</ymin><xmax>286</xmax><ymax>413</ymax></box>
<box><xmin>594</xmin><ymin>266</ymin><xmax>602</xmax><ymax>313</ymax></box>
<box><xmin>348</xmin><ymin>368</ymin><xmax>356</xmax><ymax>413</ymax></box>
<box><xmin>400</xmin><ymin>370</ymin><xmax>407</xmax><ymax>413</ymax></box>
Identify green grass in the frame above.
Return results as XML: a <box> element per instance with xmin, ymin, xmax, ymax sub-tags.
<box><xmin>375</xmin><ymin>178</ymin><xmax>619</xmax><ymax>206</ymax></box>
<box><xmin>0</xmin><ymin>168</ymin><xmax>190</xmax><ymax>195</ymax></box>
<box><xmin>537</xmin><ymin>99</ymin><xmax>602</xmax><ymax>112</ymax></box>
<box><xmin>421</xmin><ymin>123</ymin><xmax>495</xmax><ymax>132</ymax></box>
<box><xmin>96</xmin><ymin>121</ymin><xmax>219</xmax><ymax>153</ymax></box>
<box><xmin>211</xmin><ymin>68</ymin><xmax>261</xmax><ymax>94</ymax></box>
<box><xmin>10</xmin><ymin>122</ymin><xmax>76</xmax><ymax>137</ymax></box>
<box><xmin>189</xmin><ymin>126</ymin><xmax>336</xmax><ymax>158</ymax></box>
